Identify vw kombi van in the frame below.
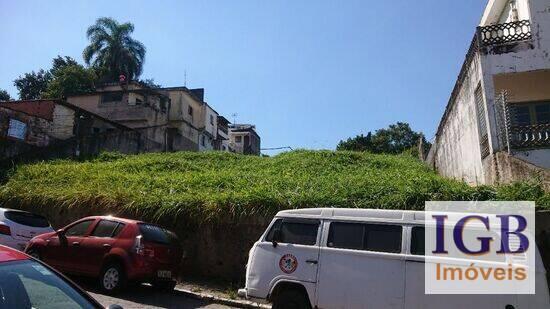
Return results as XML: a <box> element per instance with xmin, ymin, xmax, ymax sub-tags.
<box><xmin>238</xmin><ymin>208</ymin><xmax>550</xmax><ymax>309</ymax></box>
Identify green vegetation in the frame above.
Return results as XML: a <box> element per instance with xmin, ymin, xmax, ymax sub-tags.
<box><xmin>83</xmin><ymin>17</ymin><xmax>146</xmax><ymax>82</ymax></box>
<box><xmin>337</xmin><ymin>122</ymin><xmax>431</xmax><ymax>158</ymax></box>
<box><xmin>0</xmin><ymin>151</ymin><xmax>547</xmax><ymax>224</ymax></box>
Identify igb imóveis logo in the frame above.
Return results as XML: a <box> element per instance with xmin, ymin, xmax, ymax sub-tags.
<box><xmin>425</xmin><ymin>201</ymin><xmax>535</xmax><ymax>294</ymax></box>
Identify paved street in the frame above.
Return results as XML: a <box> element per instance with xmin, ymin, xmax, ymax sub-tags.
<box><xmin>76</xmin><ymin>279</ymin><xmax>235</xmax><ymax>309</ymax></box>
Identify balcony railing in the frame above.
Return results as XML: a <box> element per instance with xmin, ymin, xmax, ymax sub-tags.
<box><xmin>509</xmin><ymin>124</ymin><xmax>550</xmax><ymax>149</ymax></box>
<box><xmin>478</xmin><ymin>20</ymin><xmax>531</xmax><ymax>47</ymax></box>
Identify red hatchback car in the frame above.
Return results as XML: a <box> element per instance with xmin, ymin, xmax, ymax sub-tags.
<box><xmin>25</xmin><ymin>216</ymin><xmax>182</xmax><ymax>293</ymax></box>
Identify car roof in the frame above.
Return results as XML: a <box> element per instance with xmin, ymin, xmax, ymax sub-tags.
<box><xmin>79</xmin><ymin>215</ymin><xmax>143</xmax><ymax>225</ymax></box>
<box><xmin>0</xmin><ymin>245</ymin><xmax>30</xmax><ymax>263</ymax></box>
<box><xmin>276</xmin><ymin>208</ymin><xmax>424</xmax><ymax>224</ymax></box>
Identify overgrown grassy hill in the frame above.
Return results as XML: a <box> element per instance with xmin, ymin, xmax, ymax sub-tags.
<box><xmin>0</xmin><ymin>150</ymin><xmax>548</xmax><ymax>223</ymax></box>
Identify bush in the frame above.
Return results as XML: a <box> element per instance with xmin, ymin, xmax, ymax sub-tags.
<box><xmin>0</xmin><ymin>150</ymin><xmax>547</xmax><ymax>225</ymax></box>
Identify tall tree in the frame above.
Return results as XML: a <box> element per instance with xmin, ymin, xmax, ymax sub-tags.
<box><xmin>83</xmin><ymin>17</ymin><xmax>146</xmax><ymax>82</ymax></box>
<box><xmin>337</xmin><ymin>122</ymin><xmax>429</xmax><ymax>155</ymax></box>
<box><xmin>13</xmin><ymin>69</ymin><xmax>52</xmax><ymax>100</ymax></box>
<box><xmin>50</xmin><ymin>56</ymin><xmax>79</xmax><ymax>76</ymax></box>
<box><xmin>43</xmin><ymin>64</ymin><xmax>96</xmax><ymax>99</ymax></box>
<box><xmin>0</xmin><ymin>89</ymin><xmax>12</xmax><ymax>101</ymax></box>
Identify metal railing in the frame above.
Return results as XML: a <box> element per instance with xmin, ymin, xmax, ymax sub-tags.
<box><xmin>478</xmin><ymin>20</ymin><xmax>531</xmax><ymax>47</ymax></box>
<box><xmin>509</xmin><ymin>124</ymin><xmax>550</xmax><ymax>149</ymax></box>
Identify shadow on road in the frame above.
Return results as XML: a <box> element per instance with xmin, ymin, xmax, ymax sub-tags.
<box><xmin>73</xmin><ymin>277</ymin><xmax>221</xmax><ymax>309</ymax></box>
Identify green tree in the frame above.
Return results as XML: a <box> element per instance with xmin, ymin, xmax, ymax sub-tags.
<box><xmin>50</xmin><ymin>56</ymin><xmax>79</xmax><ymax>76</ymax></box>
<box><xmin>43</xmin><ymin>65</ymin><xmax>96</xmax><ymax>98</ymax></box>
<box><xmin>337</xmin><ymin>133</ymin><xmax>372</xmax><ymax>151</ymax></box>
<box><xmin>337</xmin><ymin>122</ymin><xmax>429</xmax><ymax>154</ymax></box>
<box><xmin>83</xmin><ymin>17</ymin><xmax>146</xmax><ymax>82</ymax></box>
<box><xmin>13</xmin><ymin>69</ymin><xmax>52</xmax><ymax>100</ymax></box>
<box><xmin>0</xmin><ymin>89</ymin><xmax>12</xmax><ymax>101</ymax></box>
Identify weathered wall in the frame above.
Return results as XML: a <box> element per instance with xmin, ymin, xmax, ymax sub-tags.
<box><xmin>2</xmin><ymin>199</ymin><xmax>549</xmax><ymax>282</ymax></box>
<box><xmin>0</xmin><ymin>106</ymin><xmax>52</xmax><ymax>149</ymax></box>
<box><xmin>430</xmin><ymin>55</ymin><xmax>486</xmax><ymax>185</ymax></box>
<box><xmin>48</xmin><ymin>105</ymin><xmax>75</xmax><ymax>140</ymax></box>
<box><xmin>484</xmin><ymin>151</ymin><xmax>550</xmax><ymax>188</ymax></box>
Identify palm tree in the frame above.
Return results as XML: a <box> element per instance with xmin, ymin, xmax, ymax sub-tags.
<box><xmin>83</xmin><ymin>17</ymin><xmax>146</xmax><ymax>82</ymax></box>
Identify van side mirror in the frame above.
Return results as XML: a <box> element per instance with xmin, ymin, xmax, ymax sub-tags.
<box><xmin>272</xmin><ymin>230</ymin><xmax>282</xmax><ymax>247</ymax></box>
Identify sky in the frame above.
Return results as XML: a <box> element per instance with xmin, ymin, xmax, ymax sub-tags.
<box><xmin>0</xmin><ymin>0</ymin><xmax>487</xmax><ymax>152</ymax></box>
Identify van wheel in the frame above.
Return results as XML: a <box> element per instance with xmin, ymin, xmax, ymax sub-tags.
<box><xmin>100</xmin><ymin>263</ymin><xmax>125</xmax><ymax>294</ymax></box>
<box><xmin>273</xmin><ymin>289</ymin><xmax>311</xmax><ymax>309</ymax></box>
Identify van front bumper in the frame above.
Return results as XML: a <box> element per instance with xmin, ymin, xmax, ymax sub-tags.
<box><xmin>237</xmin><ymin>288</ymin><xmax>247</xmax><ymax>299</ymax></box>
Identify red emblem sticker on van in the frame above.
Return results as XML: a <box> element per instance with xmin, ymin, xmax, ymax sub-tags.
<box><xmin>279</xmin><ymin>254</ymin><xmax>298</xmax><ymax>274</ymax></box>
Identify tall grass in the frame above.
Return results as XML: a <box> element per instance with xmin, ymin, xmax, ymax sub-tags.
<box><xmin>0</xmin><ymin>150</ymin><xmax>547</xmax><ymax>224</ymax></box>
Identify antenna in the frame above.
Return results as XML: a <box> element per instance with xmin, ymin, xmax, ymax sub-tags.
<box><xmin>184</xmin><ymin>70</ymin><xmax>187</xmax><ymax>87</ymax></box>
<box><xmin>231</xmin><ymin>113</ymin><xmax>238</xmax><ymax>124</ymax></box>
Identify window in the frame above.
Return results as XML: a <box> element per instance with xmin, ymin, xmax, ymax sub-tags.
<box><xmin>210</xmin><ymin>115</ymin><xmax>214</xmax><ymax>125</ymax></box>
<box><xmin>201</xmin><ymin>135</ymin><xmax>206</xmax><ymax>146</ymax></box>
<box><xmin>265</xmin><ymin>219</ymin><xmax>319</xmax><ymax>246</ymax></box>
<box><xmin>327</xmin><ymin>222</ymin><xmax>364</xmax><ymax>250</ymax></box>
<box><xmin>510</xmin><ymin>102</ymin><xmax>550</xmax><ymax>126</ymax></box>
<box><xmin>64</xmin><ymin>220</ymin><xmax>93</xmax><ymax>237</ymax></box>
<box><xmin>138</xmin><ymin>224</ymin><xmax>178</xmax><ymax>245</ymax></box>
<box><xmin>535</xmin><ymin>104</ymin><xmax>550</xmax><ymax>124</ymax></box>
<box><xmin>101</xmin><ymin>92</ymin><xmax>123</xmax><ymax>103</ymax></box>
<box><xmin>410</xmin><ymin>226</ymin><xmax>425</xmax><ymax>255</ymax></box>
<box><xmin>188</xmin><ymin>106</ymin><xmax>193</xmax><ymax>117</ymax></box>
<box><xmin>4</xmin><ymin>211</ymin><xmax>50</xmax><ymax>228</ymax></box>
<box><xmin>235</xmin><ymin>136</ymin><xmax>242</xmax><ymax>143</ymax></box>
<box><xmin>365</xmin><ymin>224</ymin><xmax>402</xmax><ymax>253</ymax></box>
<box><xmin>91</xmin><ymin>220</ymin><xmax>123</xmax><ymax>238</ymax></box>
<box><xmin>511</xmin><ymin>105</ymin><xmax>531</xmax><ymax>126</ymax></box>
<box><xmin>327</xmin><ymin>222</ymin><xmax>402</xmax><ymax>253</ymax></box>
<box><xmin>0</xmin><ymin>260</ymin><xmax>96</xmax><ymax>309</ymax></box>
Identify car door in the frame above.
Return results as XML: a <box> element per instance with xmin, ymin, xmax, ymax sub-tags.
<box><xmin>49</xmin><ymin>219</ymin><xmax>95</xmax><ymax>274</ymax></box>
<box><xmin>316</xmin><ymin>221</ymin><xmax>405</xmax><ymax>309</ymax></box>
<box><xmin>79</xmin><ymin>219</ymin><xmax>125</xmax><ymax>276</ymax></box>
<box><xmin>404</xmin><ymin>226</ymin><xmax>519</xmax><ymax>309</ymax></box>
<box><xmin>252</xmin><ymin>218</ymin><xmax>321</xmax><ymax>296</ymax></box>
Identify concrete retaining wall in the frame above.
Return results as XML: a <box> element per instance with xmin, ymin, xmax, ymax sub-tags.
<box><xmin>1</xmin><ymin>199</ymin><xmax>548</xmax><ymax>283</ymax></box>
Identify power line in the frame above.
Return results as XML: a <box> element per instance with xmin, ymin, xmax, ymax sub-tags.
<box><xmin>261</xmin><ymin>146</ymin><xmax>293</xmax><ymax>151</ymax></box>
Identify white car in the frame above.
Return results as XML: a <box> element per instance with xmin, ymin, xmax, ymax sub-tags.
<box><xmin>238</xmin><ymin>208</ymin><xmax>550</xmax><ymax>309</ymax></box>
<box><xmin>0</xmin><ymin>208</ymin><xmax>54</xmax><ymax>251</ymax></box>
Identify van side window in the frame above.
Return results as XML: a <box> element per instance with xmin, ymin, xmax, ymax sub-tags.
<box><xmin>365</xmin><ymin>224</ymin><xmax>402</xmax><ymax>253</ymax></box>
<box><xmin>410</xmin><ymin>226</ymin><xmax>425</xmax><ymax>255</ymax></box>
<box><xmin>266</xmin><ymin>219</ymin><xmax>319</xmax><ymax>246</ymax></box>
<box><xmin>327</xmin><ymin>222</ymin><xmax>402</xmax><ymax>253</ymax></box>
<box><xmin>327</xmin><ymin>222</ymin><xmax>365</xmax><ymax>250</ymax></box>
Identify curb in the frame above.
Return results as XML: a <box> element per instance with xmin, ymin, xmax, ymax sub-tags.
<box><xmin>174</xmin><ymin>286</ymin><xmax>271</xmax><ymax>309</ymax></box>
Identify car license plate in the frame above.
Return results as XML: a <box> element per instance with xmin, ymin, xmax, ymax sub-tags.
<box><xmin>157</xmin><ymin>270</ymin><xmax>172</xmax><ymax>279</ymax></box>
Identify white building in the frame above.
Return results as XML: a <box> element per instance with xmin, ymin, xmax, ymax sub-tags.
<box><xmin>427</xmin><ymin>0</ymin><xmax>550</xmax><ymax>186</ymax></box>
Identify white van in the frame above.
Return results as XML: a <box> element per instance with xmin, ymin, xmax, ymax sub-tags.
<box><xmin>238</xmin><ymin>208</ymin><xmax>550</xmax><ymax>309</ymax></box>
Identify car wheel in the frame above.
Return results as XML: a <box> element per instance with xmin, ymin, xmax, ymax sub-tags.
<box><xmin>100</xmin><ymin>263</ymin><xmax>125</xmax><ymax>294</ymax></box>
<box><xmin>152</xmin><ymin>280</ymin><xmax>176</xmax><ymax>292</ymax></box>
<box><xmin>272</xmin><ymin>289</ymin><xmax>311</xmax><ymax>309</ymax></box>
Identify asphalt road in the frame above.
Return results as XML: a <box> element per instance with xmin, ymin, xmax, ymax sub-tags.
<box><xmin>75</xmin><ymin>278</ymin><xmax>235</xmax><ymax>309</ymax></box>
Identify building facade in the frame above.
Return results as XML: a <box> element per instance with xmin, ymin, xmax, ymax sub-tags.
<box><xmin>215</xmin><ymin>116</ymin><xmax>234</xmax><ymax>152</ymax></box>
<box><xmin>66</xmin><ymin>81</ymin><xmax>171</xmax><ymax>149</ymax></box>
<box><xmin>0</xmin><ymin>99</ymin><xmax>157</xmax><ymax>160</ymax></box>
<box><xmin>229</xmin><ymin>124</ymin><xmax>261</xmax><ymax>155</ymax></box>
<box><xmin>427</xmin><ymin>0</ymin><xmax>550</xmax><ymax>186</ymax></box>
